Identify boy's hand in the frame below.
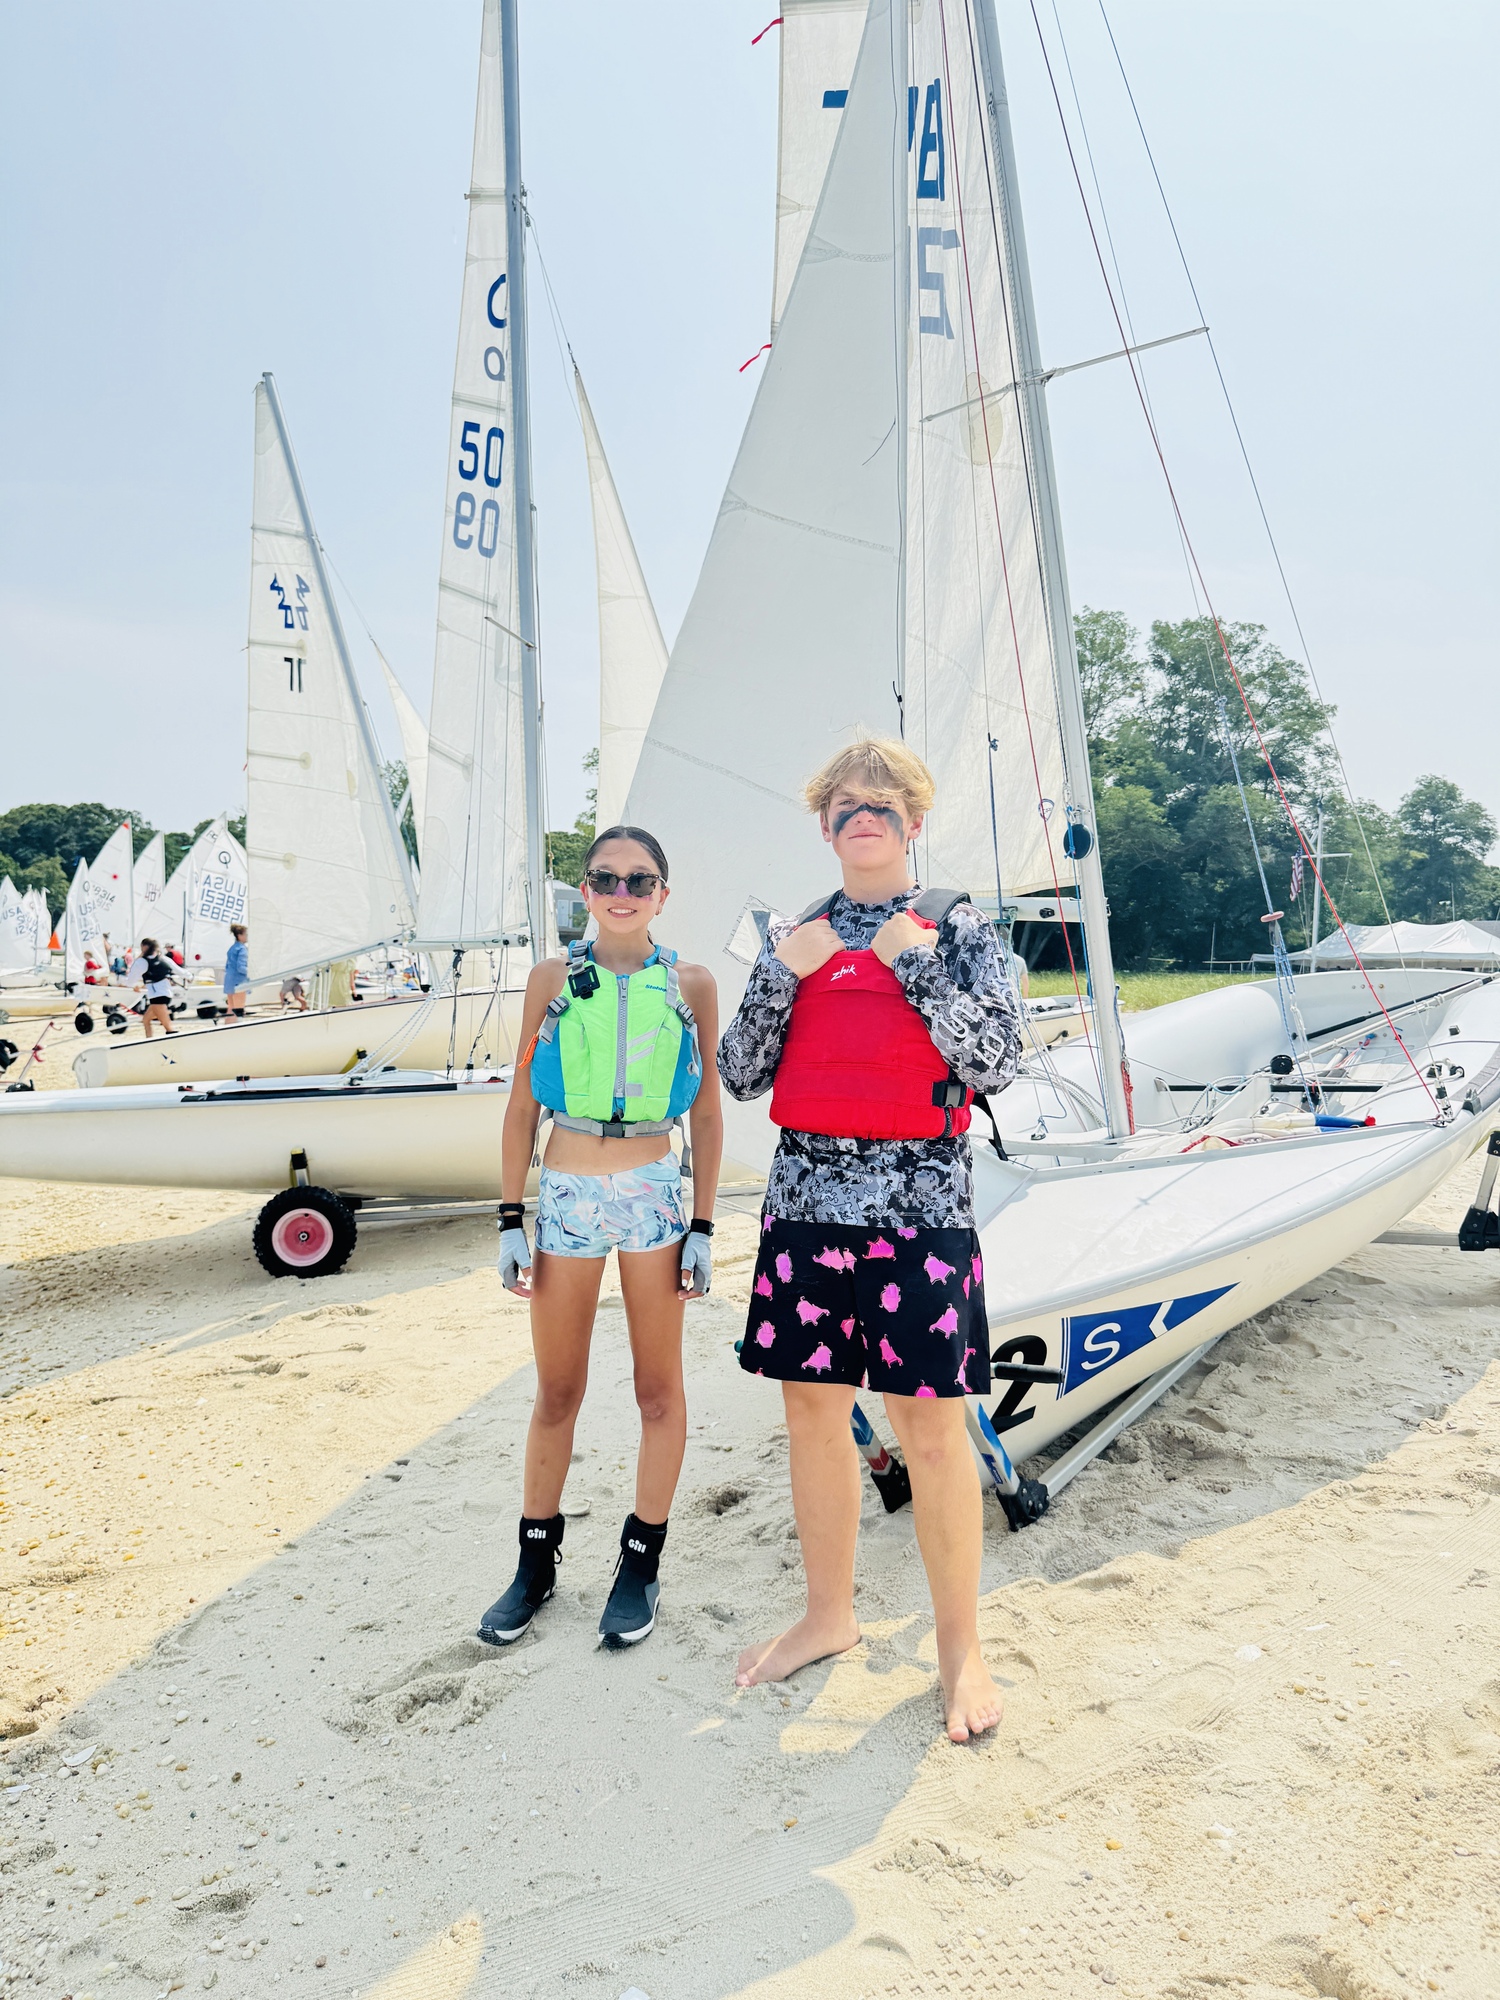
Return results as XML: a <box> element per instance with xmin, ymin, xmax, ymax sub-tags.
<box><xmin>774</xmin><ymin>919</ymin><xmax>842</xmax><ymax>980</ymax></box>
<box><xmin>871</xmin><ymin>911</ymin><xmax>936</xmax><ymax>966</ymax></box>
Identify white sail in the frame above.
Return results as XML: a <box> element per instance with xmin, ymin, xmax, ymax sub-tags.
<box><xmin>376</xmin><ymin>651</ymin><xmax>429</xmax><ymax>851</ymax></box>
<box><xmin>416</xmin><ymin>0</ymin><xmax>531</xmax><ymax>952</ymax></box>
<box><xmin>771</xmin><ymin>0</ymin><xmax>868</xmax><ymax>335</ymax></box>
<box><xmin>64</xmin><ymin>858</ymin><xmax>103</xmax><ymax>985</ymax></box>
<box><xmin>0</xmin><ymin>878</ymin><xmax>27</xmax><ymax>974</ymax></box>
<box><xmin>246</xmin><ymin>378</ymin><xmax>416</xmax><ymax>981</ymax></box>
<box><xmin>183</xmin><ymin>820</ymin><xmax>249</xmax><ymax>978</ymax></box>
<box><xmin>900</xmin><ymin>2</ymin><xmax>1068</xmax><ymax>903</ymax></box>
<box><xmin>132</xmin><ymin>831</ymin><xmax>166</xmax><ymax>943</ymax></box>
<box><xmin>89</xmin><ymin>821</ymin><xmax>134</xmax><ymax>950</ymax></box>
<box><xmin>28</xmin><ymin>889</ymin><xmax>51</xmax><ymax>972</ymax></box>
<box><xmin>157</xmin><ymin>845</ymin><xmax>191</xmax><ymax>954</ymax></box>
<box><xmin>626</xmin><ymin>0</ymin><xmax>906</xmax><ymax>1170</ymax></box>
<box><xmin>577</xmin><ymin>367</ymin><xmax>670</xmax><ymax>830</ymax></box>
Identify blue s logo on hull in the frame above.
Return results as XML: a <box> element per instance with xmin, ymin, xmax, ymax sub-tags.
<box><xmin>1060</xmin><ymin>1286</ymin><xmax>1235</xmax><ymax>1396</ymax></box>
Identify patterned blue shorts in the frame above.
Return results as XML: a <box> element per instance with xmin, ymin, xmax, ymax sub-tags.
<box><xmin>535</xmin><ymin>1156</ymin><xmax>687</xmax><ymax>1258</ymax></box>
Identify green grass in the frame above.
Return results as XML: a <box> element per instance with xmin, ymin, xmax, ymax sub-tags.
<box><xmin>1027</xmin><ymin>969</ymin><xmax>1259</xmax><ymax>1012</ymax></box>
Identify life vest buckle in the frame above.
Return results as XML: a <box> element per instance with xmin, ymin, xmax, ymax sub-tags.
<box><xmin>568</xmin><ymin>962</ymin><xmax>601</xmax><ymax>999</ymax></box>
<box><xmin>932</xmin><ymin>1078</ymin><xmax>969</xmax><ymax>1109</ymax></box>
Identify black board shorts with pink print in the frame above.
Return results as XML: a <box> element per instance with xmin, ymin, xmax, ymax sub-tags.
<box><xmin>738</xmin><ymin>1217</ymin><xmax>990</xmax><ymax>1399</ymax></box>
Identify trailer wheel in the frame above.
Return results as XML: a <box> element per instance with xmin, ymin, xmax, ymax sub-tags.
<box><xmin>253</xmin><ymin>1186</ymin><xmax>356</xmax><ymax>1279</ymax></box>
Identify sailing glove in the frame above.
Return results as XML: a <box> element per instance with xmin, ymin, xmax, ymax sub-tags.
<box><xmin>679</xmin><ymin>1231</ymin><xmax>712</xmax><ymax>1298</ymax></box>
<box><xmin>498</xmin><ymin>1226</ymin><xmax>532</xmax><ymax>1291</ymax></box>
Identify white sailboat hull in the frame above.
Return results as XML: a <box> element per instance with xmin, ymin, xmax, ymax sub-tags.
<box><xmin>0</xmin><ymin>1071</ymin><xmax>511</xmax><ymax>1200</ymax></box>
<box><xmin>974</xmin><ymin>1105</ymin><xmax>1493</xmax><ymax>1462</ymax></box>
<box><xmin>73</xmin><ymin>989</ymin><xmax>526</xmax><ymax>1088</ymax></box>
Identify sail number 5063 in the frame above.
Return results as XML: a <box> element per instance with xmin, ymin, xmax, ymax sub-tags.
<box><xmin>453</xmin><ymin>418</ymin><xmax>504</xmax><ymax>557</ymax></box>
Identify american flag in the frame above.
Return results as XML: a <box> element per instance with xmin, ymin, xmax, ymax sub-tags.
<box><xmin>1290</xmin><ymin>851</ymin><xmax>1304</xmax><ymax>900</ymax></box>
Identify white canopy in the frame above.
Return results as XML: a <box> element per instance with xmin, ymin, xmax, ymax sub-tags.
<box><xmin>1293</xmin><ymin>920</ymin><xmax>1500</xmax><ymax>969</ymax></box>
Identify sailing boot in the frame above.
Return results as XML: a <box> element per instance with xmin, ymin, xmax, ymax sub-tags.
<box><xmin>598</xmin><ymin>1514</ymin><xmax>667</xmax><ymax>1650</ymax></box>
<box><xmin>477</xmin><ymin>1514</ymin><xmax>564</xmax><ymax>1647</ymax></box>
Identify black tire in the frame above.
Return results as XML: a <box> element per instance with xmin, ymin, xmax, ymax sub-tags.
<box><xmin>252</xmin><ymin>1186</ymin><xmax>357</xmax><ymax>1279</ymax></box>
<box><xmin>74</xmin><ymin>1010</ymin><xmax>95</xmax><ymax>1034</ymax></box>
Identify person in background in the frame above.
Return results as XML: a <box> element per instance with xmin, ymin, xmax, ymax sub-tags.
<box><xmin>223</xmin><ymin>924</ymin><xmax>249</xmax><ymax>1019</ymax></box>
<box><xmin>328</xmin><ymin>959</ymin><xmax>355</xmax><ymax>1008</ymax></box>
<box><xmin>280</xmin><ymin>973</ymin><xmax>309</xmax><ymax>1011</ymax></box>
<box><xmin>127</xmin><ymin>938</ymin><xmax>178</xmax><ymax>1037</ymax></box>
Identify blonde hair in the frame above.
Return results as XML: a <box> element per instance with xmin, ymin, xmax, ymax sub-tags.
<box><xmin>803</xmin><ymin>736</ymin><xmax>935</xmax><ymax>821</ymax></box>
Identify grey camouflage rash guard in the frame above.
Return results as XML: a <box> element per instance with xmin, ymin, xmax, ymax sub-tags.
<box><xmin>716</xmin><ymin>888</ymin><xmax>1023</xmax><ymax>1228</ymax></box>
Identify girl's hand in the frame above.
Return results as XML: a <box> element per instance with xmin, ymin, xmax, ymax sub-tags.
<box><xmin>678</xmin><ymin>1232</ymin><xmax>712</xmax><ymax>1300</ymax></box>
<box><xmin>773</xmin><ymin>919</ymin><xmax>842</xmax><ymax>979</ymax></box>
<box><xmin>498</xmin><ymin>1226</ymin><xmax>533</xmax><ymax>1295</ymax></box>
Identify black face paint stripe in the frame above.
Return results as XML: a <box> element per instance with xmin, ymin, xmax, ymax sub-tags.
<box><xmin>832</xmin><ymin>802</ymin><xmax>906</xmax><ymax>838</ymax></box>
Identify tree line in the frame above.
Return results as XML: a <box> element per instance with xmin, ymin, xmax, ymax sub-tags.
<box><xmin>1069</xmin><ymin>608</ymin><xmax>1499</xmax><ymax>972</ymax></box>
<box><xmin>0</xmin><ymin>804</ymin><xmax>247</xmax><ymax>909</ymax></box>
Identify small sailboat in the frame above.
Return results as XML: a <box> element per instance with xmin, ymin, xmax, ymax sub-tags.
<box><xmin>0</xmin><ymin>0</ymin><xmax>551</xmax><ymax>1263</ymax></box>
<box><xmin>627</xmin><ymin>0</ymin><xmax>1500</xmax><ymax>1508</ymax></box>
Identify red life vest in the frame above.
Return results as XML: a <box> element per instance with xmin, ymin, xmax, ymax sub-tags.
<box><xmin>769</xmin><ymin>892</ymin><xmax>974</xmax><ymax>1141</ymax></box>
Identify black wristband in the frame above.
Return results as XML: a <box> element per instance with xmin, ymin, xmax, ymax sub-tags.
<box><xmin>498</xmin><ymin>1202</ymin><xmax>525</xmax><ymax>1226</ymax></box>
<box><xmin>689</xmin><ymin>1217</ymin><xmax>714</xmax><ymax>1238</ymax></box>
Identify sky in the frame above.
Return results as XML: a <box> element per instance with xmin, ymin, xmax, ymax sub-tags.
<box><xmin>1</xmin><ymin>1</ymin><xmax>1497</xmax><ymax>845</ymax></box>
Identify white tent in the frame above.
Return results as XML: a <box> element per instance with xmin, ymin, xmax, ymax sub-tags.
<box><xmin>1289</xmin><ymin>921</ymin><xmax>1500</xmax><ymax>970</ymax></box>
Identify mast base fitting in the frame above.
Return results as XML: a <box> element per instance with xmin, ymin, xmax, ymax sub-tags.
<box><xmin>869</xmin><ymin>1461</ymin><xmax>913</xmax><ymax>1513</ymax></box>
<box><xmin>1000</xmin><ymin>1478</ymin><xmax>1051</xmax><ymax>1532</ymax></box>
<box><xmin>1459</xmin><ymin>1208</ymin><xmax>1499</xmax><ymax>1251</ymax></box>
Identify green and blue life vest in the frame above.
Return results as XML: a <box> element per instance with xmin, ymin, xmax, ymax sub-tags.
<box><xmin>529</xmin><ymin>940</ymin><xmax>701</xmax><ymax>1137</ymax></box>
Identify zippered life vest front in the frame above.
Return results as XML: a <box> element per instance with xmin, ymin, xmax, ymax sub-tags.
<box><xmin>770</xmin><ymin>897</ymin><xmax>974</xmax><ymax>1142</ymax></box>
<box><xmin>529</xmin><ymin>944</ymin><xmax>701</xmax><ymax>1136</ymax></box>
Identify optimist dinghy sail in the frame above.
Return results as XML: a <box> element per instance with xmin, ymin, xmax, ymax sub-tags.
<box><xmin>625</xmin><ymin>0</ymin><xmax>1500</xmax><ymax>1491</ymax></box>
<box><xmin>131</xmin><ymin>832</ymin><xmax>165</xmax><ymax>944</ymax></box>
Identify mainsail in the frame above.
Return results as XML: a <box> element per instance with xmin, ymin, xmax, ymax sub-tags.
<box><xmin>88</xmin><ymin>821</ymin><xmax>133</xmax><ymax>948</ymax></box>
<box><xmin>578</xmin><ymin>367</ymin><xmax>670</xmax><ymax>830</ymax></box>
<box><xmin>132</xmin><ymin>831</ymin><xmax>166</xmax><ymax>942</ymax></box>
<box><xmin>63</xmin><ymin>859</ymin><xmax>103</xmax><ymax>985</ymax></box>
<box><xmin>416</xmin><ymin>0</ymin><xmax>545</xmax><ymax>957</ymax></box>
<box><xmin>246</xmin><ymin>377</ymin><xmax>416</xmax><ymax>981</ymax></box>
<box><xmin>626</xmin><ymin>0</ymin><xmax>907</xmax><ymax>1159</ymax></box>
<box><xmin>899</xmin><ymin>0</ymin><xmax>1068</xmax><ymax>903</ymax></box>
<box><xmin>0</xmin><ymin>879</ymin><xmax>27</xmax><ymax>974</ymax></box>
<box><xmin>771</xmin><ymin>0</ymin><xmax>868</xmax><ymax>335</ymax></box>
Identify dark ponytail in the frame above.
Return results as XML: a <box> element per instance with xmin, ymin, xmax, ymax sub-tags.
<box><xmin>582</xmin><ymin>824</ymin><xmax>669</xmax><ymax>881</ymax></box>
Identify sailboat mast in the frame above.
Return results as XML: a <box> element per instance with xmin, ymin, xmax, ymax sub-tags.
<box><xmin>259</xmin><ymin>373</ymin><xmax>418</xmax><ymax>918</ymax></box>
<box><xmin>969</xmin><ymin>0</ymin><xmax>1131</xmax><ymax>1137</ymax></box>
<box><xmin>499</xmin><ymin>0</ymin><xmax>547</xmax><ymax>962</ymax></box>
<box><xmin>891</xmin><ymin>0</ymin><xmax>909</xmax><ymax>735</ymax></box>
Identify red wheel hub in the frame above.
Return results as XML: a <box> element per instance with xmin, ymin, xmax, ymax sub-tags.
<box><xmin>270</xmin><ymin>1206</ymin><xmax>334</xmax><ymax>1268</ymax></box>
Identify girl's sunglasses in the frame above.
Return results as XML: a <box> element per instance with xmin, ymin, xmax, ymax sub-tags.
<box><xmin>585</xmin><ymin>867</ymin><xmax>661</xmax><ymax>898</ymax></box>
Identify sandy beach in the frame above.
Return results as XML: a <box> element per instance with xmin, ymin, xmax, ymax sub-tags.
<box><xmin>1</xmin><ymin>1024</ymin><xmax>1498</xmax><ymax>1999</ymax></box>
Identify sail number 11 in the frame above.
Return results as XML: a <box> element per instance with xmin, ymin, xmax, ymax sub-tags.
<box><xmin>453</xmin><ymin>419</ymin><xmax>504</xmax><ymax>557</ymax></box>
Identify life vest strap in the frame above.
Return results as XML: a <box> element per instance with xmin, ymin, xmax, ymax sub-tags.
<box><xmin>550</xmin><ymin>1112</ymin><xmax>681</xmax><ymax>1138</ymax></box>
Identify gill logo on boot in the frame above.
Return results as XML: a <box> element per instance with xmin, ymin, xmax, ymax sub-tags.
<box><xmin>628</xmin><ymin>1538</ymin><xmax>647</xmax><ymax>1554</ymax></box>
<box><xmin>525</xmin><ymin>1528</ymin><xmax>548</xmax><ymax>1541</ymax></box>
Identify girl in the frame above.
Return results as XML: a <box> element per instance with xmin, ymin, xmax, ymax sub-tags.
<box><xmin>480</xmin><ymin>825</ymin><xmax>723</xmax><ymax>1651</ymax></box>
<box><xmin>718</xmin><ymin>739</ymin><xmax>1021</xmax><ymax>1742</ymax></box>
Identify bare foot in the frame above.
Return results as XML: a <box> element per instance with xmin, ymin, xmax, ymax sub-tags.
<box><xmin>735</xmin><ymin>1613</ymin><xmax>860</xmax><ymax>1687</ymax></box>
<box><xmin>943</xmin><ymin>1643</ymin><xmax>1003</xmax><ymax>1743</ymax></box>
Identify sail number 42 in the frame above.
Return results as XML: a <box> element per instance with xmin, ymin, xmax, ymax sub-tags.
<box><xmin>453</xmin><ymin>419</ymin><xmax>504</xmax><ymax>557</ymax></box>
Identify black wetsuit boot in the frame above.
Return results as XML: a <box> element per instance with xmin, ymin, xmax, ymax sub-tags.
<box><xmin>477</xmin><ymin>1514</ymin><xmax>564</xmax><ymax>1646</ymax></box>
<box><xmin>598</xmin><ymin>1514</ymin><xmax>667</xmax><ymax>1650</ymax></box>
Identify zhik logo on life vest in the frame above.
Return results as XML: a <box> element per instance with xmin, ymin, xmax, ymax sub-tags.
<box><xmin>830</xmin><ymin>964</ymin><xmax>858</xmax><ymax>982</ymax></box>
<box><xmin>1060</xmin><ymin>1285</ymin><xmax>1235</xmax><ymax>1396</ymax></box>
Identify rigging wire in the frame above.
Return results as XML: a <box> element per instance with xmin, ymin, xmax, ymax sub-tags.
<box><xmin>1022</xmin><ymin>0</ymin><xmax>1439</xmax><ymax>1115</ymax></box>
<box><xmin>1088</xmin><ymin>0</ymin><xmax>1401</xmax><ymax>944</ymax></box>
<box><xmin>942</xmin><ymin>0</ymin><xmax>1108</xmax><ymax>1116</ymax></box>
